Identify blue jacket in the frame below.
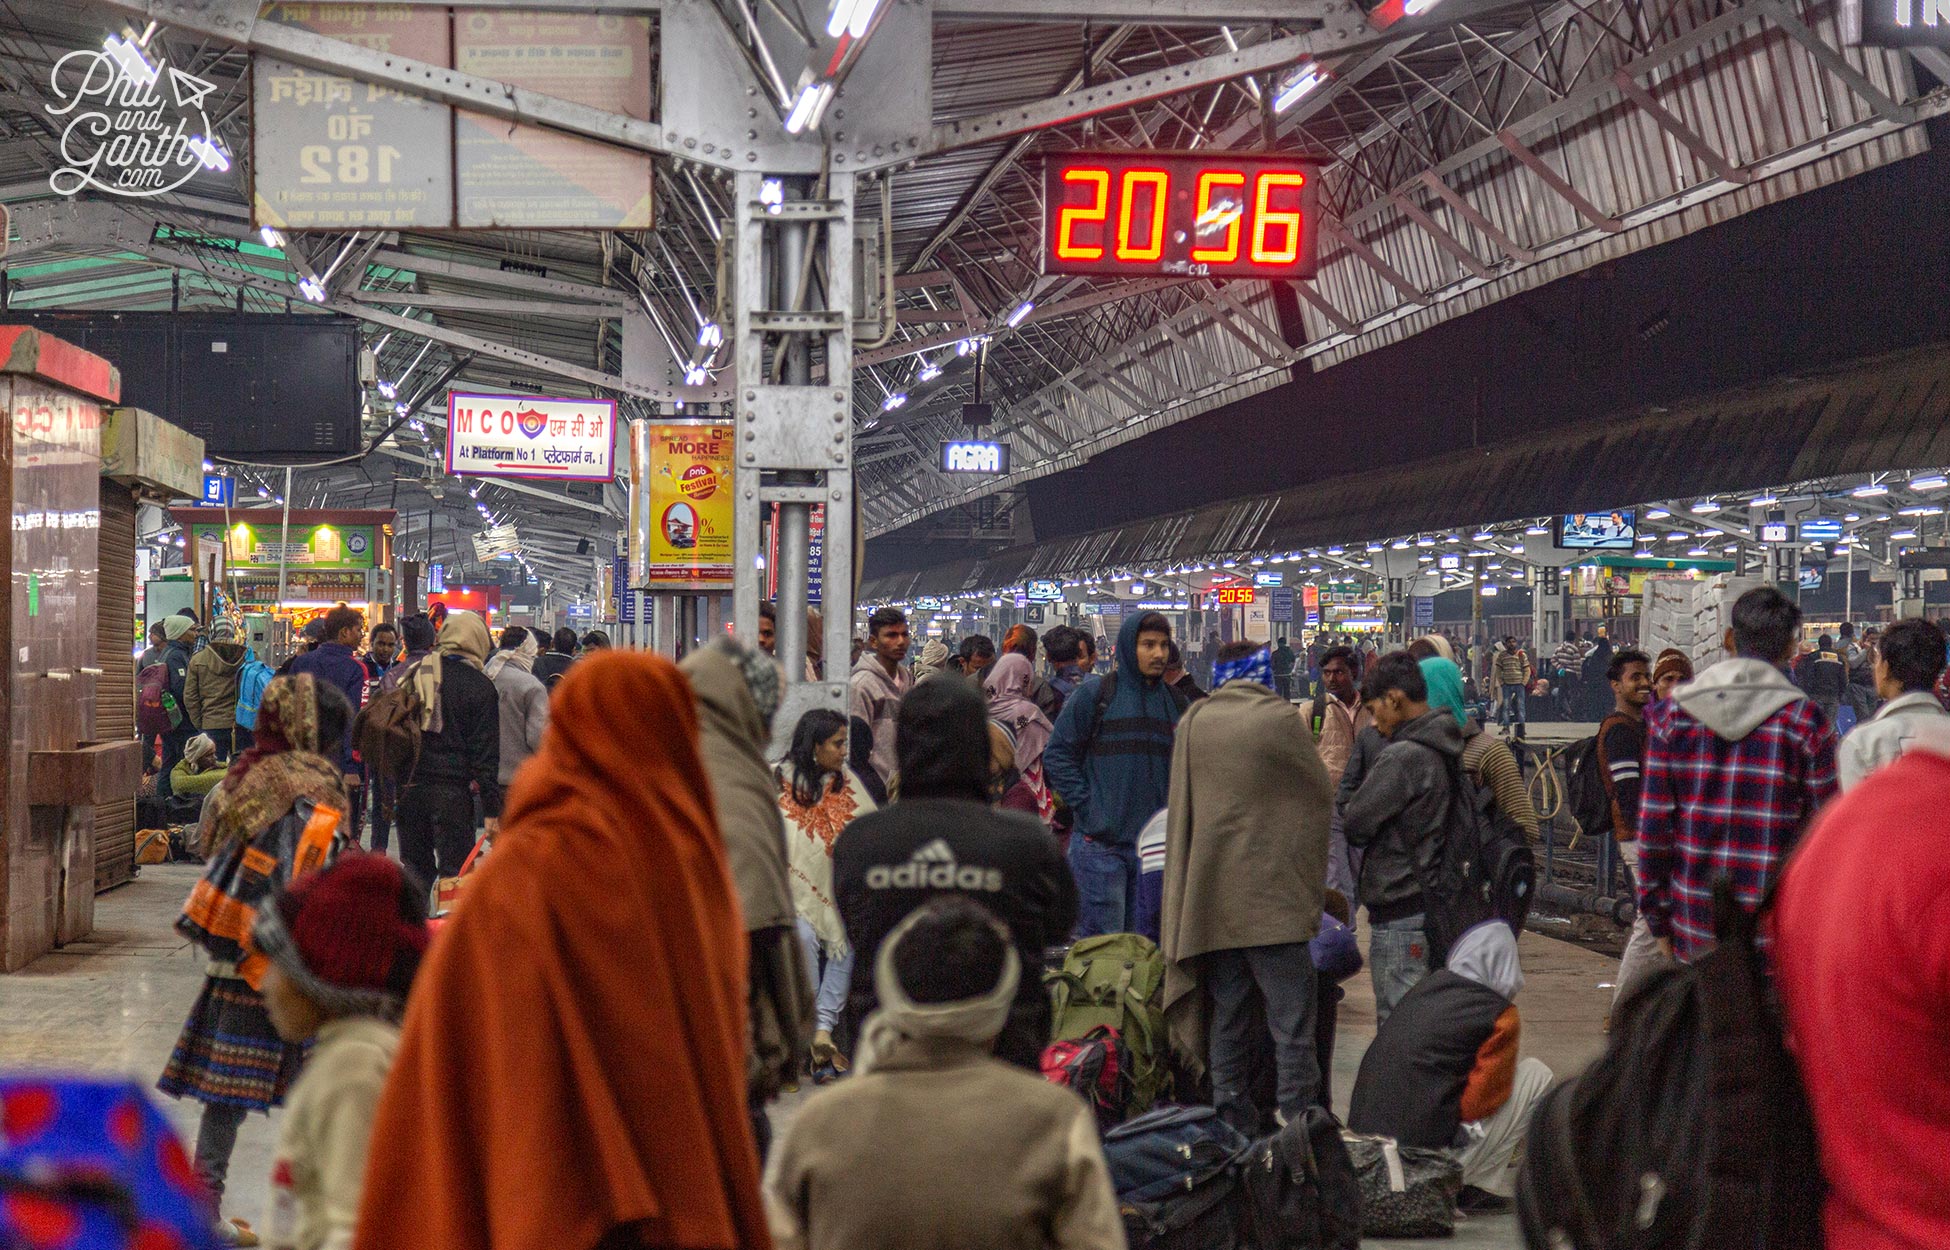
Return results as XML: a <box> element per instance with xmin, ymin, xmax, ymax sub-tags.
<box><xmin>288</xmin><ymin>641</ymin><xmax>367</xmax><ymax>770</ymax></box>
<box><xmin>1044</xmin><ymin>614</ymin><xmax>1183</xmax><ymax>847</ymax></box>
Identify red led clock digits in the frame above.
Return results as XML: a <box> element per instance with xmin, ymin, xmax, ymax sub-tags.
<box><xmin>1190</xmin><ymin>169</ymin><xmax>1247</xmax><ymax>264</ymax></box>
<box><xmin>1046</xmin><ymin>155</ymin><xmax>1316</xmax><ymax>277</ymax></box>
<box><xmin>1054</xmin><ymin>167</ymin><xmax>1111</xmax><ymax>260</ymax></box>
<box><xmin>1250</xmin><ymin>171</ymin><xmax>1308</xmax><ymax>265</ymax></box>
<box><xmin>1114</xmin><ymin>169</ymin><xmax>1169</xmax><ymax>262</ymax></box>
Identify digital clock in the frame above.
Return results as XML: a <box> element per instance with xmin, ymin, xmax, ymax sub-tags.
<box><xmin>1043</xmin><ymin>151</ymin><xmax>1322</xmax><ymax>280</ymax></box>
<box><xmin>1215</xmin><ymin>587</ymin><xmax>1258</xmax><ymax>605</ymax></box>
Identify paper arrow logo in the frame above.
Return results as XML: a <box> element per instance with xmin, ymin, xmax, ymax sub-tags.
<box><xmin>167</xmin><ymin>66</ymin><xmax>217</xmax><ymax>111</ymax></box>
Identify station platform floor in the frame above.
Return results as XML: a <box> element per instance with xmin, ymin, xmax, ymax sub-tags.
<box><xmin>0</xmin><ymin>863</ymin><xmax>1619</xmax><ymax>1248</ymax></box>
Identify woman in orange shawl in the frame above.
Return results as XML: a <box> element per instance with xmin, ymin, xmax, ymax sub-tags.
<box><xmin>353</xmin><ymin>651</ymin><xmax>768</xmax><ymax>1250</ymax></box>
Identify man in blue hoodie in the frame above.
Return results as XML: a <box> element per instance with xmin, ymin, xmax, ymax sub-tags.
<box><xmin>1045</xmin><ymin>612</ymin><xmax>1185</xmax><ymax>936</ymax></box>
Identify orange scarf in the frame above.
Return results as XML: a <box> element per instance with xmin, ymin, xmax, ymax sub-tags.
<box><xmin>354</xmin><ymin>652</ymin><xmax>767</xmax><ymax>1250</ymax></box>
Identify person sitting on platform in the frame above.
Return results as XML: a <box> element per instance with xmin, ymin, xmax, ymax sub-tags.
<box><xmin>169</xmin><ymin>733</ymin><xmax>227</xmax><ymax>805</ymax></box>
<box><xmin>1347</xmin><ymin>920</ymin><xmax>1553</xmax><ymax>1210</ymax></box>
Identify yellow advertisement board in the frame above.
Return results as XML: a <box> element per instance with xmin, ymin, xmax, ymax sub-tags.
<box><xmin>643</xmin><ymin>421</ymin><xmax>734</xmax><ymax>588</ymax></box>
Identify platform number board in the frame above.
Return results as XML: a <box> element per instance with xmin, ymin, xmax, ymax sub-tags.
<box><xmin>1043</xmin><ymin>151</ymin><xmax>1321</xmax><ymax>280</ymax></box>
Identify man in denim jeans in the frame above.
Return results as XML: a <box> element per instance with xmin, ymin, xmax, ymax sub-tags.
<box><xmin>1045</xmin><ymin>612</ymin><xmax>1184</xmax><ymax>936</ymax></box>
<box><xmin>1342</xmin><ymin>651</ymin><xmax>1465</xmax><ymax>1025</ymax></box>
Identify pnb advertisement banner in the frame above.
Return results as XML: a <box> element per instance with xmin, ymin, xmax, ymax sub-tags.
<box><xmin>446</xmin><ymin>392</ymin><xmax>616</xmax><ymax>482</ymax></box>
<box><xmin>644</xmin><ymin>421</ymin><xmax>734</xmax><ymax>589</ymax></box>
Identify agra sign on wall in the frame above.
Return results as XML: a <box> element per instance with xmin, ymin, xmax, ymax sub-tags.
<box><xmin>445</xmin><ymin>392</ymin><xmax>617</xmax><ymax>482</ymax></box>
<box><xmin>45</xmin><ymin>37</ymin><xmax>226</xmax><ymax>197</ymax></box>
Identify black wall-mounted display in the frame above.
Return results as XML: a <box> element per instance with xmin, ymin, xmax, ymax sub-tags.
<box><xmin>8</xmin><ymin>312</ymin><xmax>362</xmax><ymax>457</ymax></box>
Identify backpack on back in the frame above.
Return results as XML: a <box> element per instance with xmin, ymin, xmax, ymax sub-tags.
<box><xmin>1562</xmin><ymin>735</ymin><xmax>1614</xmax><ymax>841</ymax></box>
<box><xmin>1410</xmin><ymin>745</ymin><xmax>1536</xmax><ymax>965</ymax></box>
<box><xmin>353</xmin><ymin>661</ymin><xmax>428</xmax><ymax>797</ymax></box>
<box><xmin>1516</xmin><ymin>882</ymin><xmax>1823</xmax><ymax>1250</ymax></box>
<box><xmin>233</xmin><ymin>657</ymin><xmax>274</xmax><ymax>730</ymax></box>
<box><xmin>1046</xmin><ymin>932</ymin><xmax>1169</xmax><ymax>1119</ymax></box>
<box><xmin>136</xmin><ymin>662</ymin><xmax>180</xmax><ymax>738</ymax></box>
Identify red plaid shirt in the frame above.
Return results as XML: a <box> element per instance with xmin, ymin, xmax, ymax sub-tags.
<box><xmin>1637</xmin><ymin>689</ymin><xmax>1838</xmax><ymax>961</ymax></box>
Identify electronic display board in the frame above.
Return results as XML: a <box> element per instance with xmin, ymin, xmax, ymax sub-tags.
<box><xmin>1043</xmin><ymin>151</ymin><xmax>1321</xmax><ymax>280</ymax></box>
<box><xmin>941</xmin><ymin>440</ymin><xmax>1010</xmax><ymax>473</ymax></box>
<box><xmin>1215</xmin><ymin>587</ymin><xmax>1257</xmax><ymax>604</ymax></box>
<box><xmin>1554</xmin><ymin>510</ymin><xmax>1636</xmax><ymax>550</ymax></box>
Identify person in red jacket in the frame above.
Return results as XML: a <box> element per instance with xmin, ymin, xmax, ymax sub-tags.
<box><xmin>1771</xmin><ymin>744</ymin><xmax>1950</xmax><ymax>1250</ymax></box>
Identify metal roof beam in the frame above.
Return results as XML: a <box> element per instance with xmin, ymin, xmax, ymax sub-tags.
<box><xmin>345</xmin><ymin>290</ymin><xmax>622</xmax><ymax>319</ymax></box>
<box><xmin>89</xmin><ymin>0</ymin><xmax>673</xmax><ymax>159</ymax></box>
<box><xmin>937</xmin><ymin>0</ymin><xmax>1331</xmax><ymax>19</ymax></box>
<box><xmin>371</xmin><ymin>446</ymin><xmax>619</xmax><ymax>517</ymax></box>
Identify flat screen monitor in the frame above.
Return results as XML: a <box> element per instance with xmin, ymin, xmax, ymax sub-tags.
<box><xmin>1554</xmin><ymin>510</ymin><xmax>1636</xmax><ymax>550</ymax></box>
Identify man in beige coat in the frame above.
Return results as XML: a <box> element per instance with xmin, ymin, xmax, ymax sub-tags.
<box><xmin>1162</xmin><ymin>640</ymin><xmax>1333</xmax><ymax>1135</ymax></box>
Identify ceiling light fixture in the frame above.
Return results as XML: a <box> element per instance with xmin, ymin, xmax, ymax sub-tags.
<box><xmin>1273</xmin><ymin>62</ymin><xmax>1329</xmax><ymax>113</ymax></box>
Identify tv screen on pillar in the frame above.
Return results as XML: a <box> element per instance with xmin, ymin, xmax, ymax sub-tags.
<box><xmin>1042</xmin><ymin>152</ymin><xmax>1322</xmax><ymax>279</ymax></box>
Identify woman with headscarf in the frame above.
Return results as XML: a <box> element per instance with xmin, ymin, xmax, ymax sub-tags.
<box><xmin>776</xmin><ymin>708</ymin><xmax>879</xmax><ymax>1082</ymax></box>
<box><xmin>1419</xmin><ymin>656</ymin><xmax>1540</xmax><ymax>845</ymax></box>
<box><xmin>160</xmin><ymin>673</ymin><xmax>353</xmax><ymax>1245</ymax></box>
<box><xmin>486</xmin><ymin>625</ymin><xmax>550</xmax><ymax>793</ymax></box>
<box><xmin>352</xmin><ymin>652</ymin><xmax>769</xmax><ymax>1250</ymax></box>
<box><xmin>396</xmin><ymin>609</ymin><xmax>500</xmax><ymax>885</ymax></box>
<box><xmin>680</xmin><ymin>636</ymin><xmax>815</xmax><ymax>1160</ymax></box>
<box><xmin>984</xmin><ymin>652</ymin><xmax>1054</xmax><ymax>825</ymax></box>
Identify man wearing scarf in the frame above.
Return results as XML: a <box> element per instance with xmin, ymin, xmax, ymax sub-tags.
<box><xmin>486</xmin><ymin>625</ymin><xmax>550</xmax><ymax>792</ymax></box>
<box><xmin>1161</xmin><ymin>640</ymin><xmax>1334</xmax><ymax>1134</ymax></box>
<box><xmin>764</xmin><ymin>898</ymin><xmax>1124</xmax><ymax>1250</ymax></box>
<box><xmin>397</xmin><ymin>610</ymin><xmax>501</xmax><ymax>886</ymax></box>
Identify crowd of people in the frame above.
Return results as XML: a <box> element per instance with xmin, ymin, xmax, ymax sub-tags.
<box><xmin>82</xmin><ymin>583</ymin><xmax>1950</xmax><ymax>1250</ymax></box>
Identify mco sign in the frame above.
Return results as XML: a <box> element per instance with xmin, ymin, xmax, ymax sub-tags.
<box><xmin>446</xmin><ymin>392</ymin><xmax>617</xmax><ymax>483</ymax></box>
<box><xmin>940</xmin><ymin>440</ymin><xmax>1011</xmax><ymax>474</ymax></box>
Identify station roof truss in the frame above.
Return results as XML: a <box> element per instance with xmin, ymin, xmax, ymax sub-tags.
<box><xmin>0</xmin><ymin>0</ymin><xmax>1946</xmax><ymax>586</ymax></box>
<box><xmin>860</xmin><ymin>339</ymin><xmax>1950</xmax><ymax>601</ymax></box>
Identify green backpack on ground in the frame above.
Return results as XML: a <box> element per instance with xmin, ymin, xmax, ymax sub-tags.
<box><xmin>1046</xmin><ymin>933</ymin><xmax>1170</xmax><ymax>1119</ymax></box>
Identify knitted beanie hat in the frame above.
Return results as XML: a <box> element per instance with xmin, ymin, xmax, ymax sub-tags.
<box><xmin>1653</xmin><ymin>648</ymin><xmax>1696</xmax><ymax>688</ymax></box>
<box><xmin>253</xmin><ymin>852</ymin><xmax>431</xmax><ymax>1019</ymax></box>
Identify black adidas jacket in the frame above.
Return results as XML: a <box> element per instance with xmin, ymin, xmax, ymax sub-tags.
<box><xmin>833</xmin><ymin>797</ymin><xmax>1077</xmax><ymax>1069</ymax></box>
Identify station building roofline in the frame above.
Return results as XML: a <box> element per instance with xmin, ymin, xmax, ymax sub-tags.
<box><xmin>862</xmin><ymin>337</ymin><xmax>1950</xmax><ymax>601</ymax></box>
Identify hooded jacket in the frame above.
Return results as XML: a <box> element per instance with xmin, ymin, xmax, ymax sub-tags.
<box><xmin>849</xmin><ymin>649</ymin><xmax>913</xmax><ymax>787</ymax></box>
<box><xmin>185</xmin><ymin>641</ymin><xmax>249</xmax><ymax>731</ymax></box>
<box><xmin>1838</xmin><ymin>690</ymin><xmax>1950</xmax><ymax>790</ymax></box>
<box><xmin>1638</xmin><ymin>657</ymin><xmax>1838</xmax><ymax>960</ymax></box>
<box><xmin>1349</xmin><ymin>921</ymin><xmax>1524</xmax><ymax>1148</ymax></box>
<box><xmin>1043</xmin><ymin>614</ymin><xmax>1184</xmax><ymax>847</ymax></box>
<box><xmin>1341</xmin><ymin>709</ymin><xmax>1465</xmax><ymax>922</ymax></box>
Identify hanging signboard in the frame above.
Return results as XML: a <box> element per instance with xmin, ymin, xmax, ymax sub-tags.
<box><xmin>643</xmin><ymin>420</ymin><xmax>734</xmax><ymax>589</ymax></box>
<box><xmin>252</xmin><ymin>5</ymin><xmax>454</xmax><ymax>229</ymax></box>
<box><xmin>1269</xmin><ymin>587</ymin><xmax>1295</xmax><ymax>622</ymax></box>
<box><xmin>190</xmin><ymin>520</ymin><xmax>378</xmax><ymax>570</ymax></box>
<box><xmin>453</xmin><ymin>10</ymin><xmax>654</xmax><ymax>228</ymax></box>
<box><xmin>251</xmin><ymin>4</ymin><xmax>651</xmax><ymax>230</ymax></box>
<box><xmin>765</xmin><ymin>503</ymin><xmax>826</xmax><ymax>605</ymax></box>
<box><xmin>446</xmin><ymin>392</ymin><xmax>616</xmax><ymax>482</ymax></box>
<box><xmin>1846</xmin><ymin>0</ymin><xmax>1950</xmax><ymax>46</ymax></box>
<box><xmin>1302</xmin><ymin>583</ymin><xmax>1320</xmax><ymax>627</ymax></box>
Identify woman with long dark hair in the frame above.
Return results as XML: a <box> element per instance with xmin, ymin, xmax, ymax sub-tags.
<box><xmin>777</xmin><ymin>707</ymin><xmax>879</xmax><ymax>1080</ymax></box>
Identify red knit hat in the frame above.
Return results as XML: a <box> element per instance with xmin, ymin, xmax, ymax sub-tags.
<box><xmin>253</xmin><ymin>852</ymin><xmax>431</xmax><ymax>1017</ymax></box>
